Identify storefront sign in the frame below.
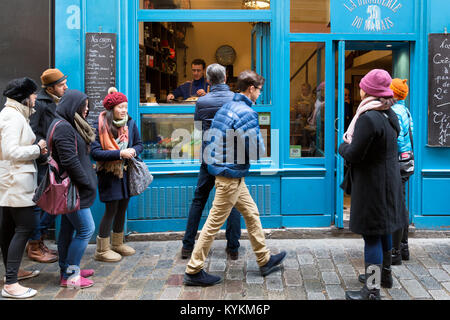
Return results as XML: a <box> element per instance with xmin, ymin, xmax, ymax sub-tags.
<box><xmin>331</xmin><ymin>0</ymin><xmax>413</xmax><ymax>34</ymax></box>
<box><xmin>428</xmin><ymin>34</ymin><xmax>450</xmax><ymax>147</ymax></box>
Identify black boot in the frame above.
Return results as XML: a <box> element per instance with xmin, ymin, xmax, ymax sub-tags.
<box><xmin>400</xmin><ymin>242</ymin><xmax>410</xmax><ymax>261</ymax></box>
<box><xmin>358</xmin><ymin>251</ymin><xmax>393</xmax><ymax>288</ymax></box>
<box><xmin>391</xmin><ymin>248</ymin><xmax>402</xmax><ymax>265</ymax></box>
<box><xmin>347</xmin><ymin>264</ymin><xmax>381</xmax><ymax>300</ymax></box>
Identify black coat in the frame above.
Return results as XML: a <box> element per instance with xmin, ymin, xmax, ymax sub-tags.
<box><xmin>90</xmin><ymin>117</ymin><xmax>143</xmax><ymax>202</ymax></box>
<box><xmin>30</xmin><ymin>89</ymin><xmax>58</xmax><ymax>182</ymax></box>
<box><xmin>338</xmin><ymin>109</ymin><xmax>407</xmax><ymax>236</ymax></box>
<box><xmin>47</xmin><ymin>90</ymin><xmax>97</xmax><ymax>209</ymax></box>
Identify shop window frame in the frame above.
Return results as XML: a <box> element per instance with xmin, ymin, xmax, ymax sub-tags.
<box><xmin>131</xmin><ymin>0</ymin><xmax>275</xmax><ymax>170</ymax></box>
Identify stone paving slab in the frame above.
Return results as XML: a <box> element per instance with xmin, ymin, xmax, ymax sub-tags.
<box><xmin>0</xmin><ymin>238</ymin><xmax>448</xmax><ymax>300</ymax></box>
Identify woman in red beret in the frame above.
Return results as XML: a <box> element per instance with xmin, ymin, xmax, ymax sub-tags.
<box><xmin>91</xmin><ymin>87</ymin><xmax>143</xmax><ymax>262</ymax></box>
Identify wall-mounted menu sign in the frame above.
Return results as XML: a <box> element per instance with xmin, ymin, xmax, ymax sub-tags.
<box><xmin>85</xmin><ymin>32</ymin><xmax>116</xmax><ymax>126</ymax></box>
<box><xmin>428</xmin><ymin>34</ymin><xmax>450</xmax><ymax>147</ymax></box>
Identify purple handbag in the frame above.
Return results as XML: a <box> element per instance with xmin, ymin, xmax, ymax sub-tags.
<box><xmin>33</xmin><ymin>120</ymin><xmax>80</xmax><ymax>215</ymax></box>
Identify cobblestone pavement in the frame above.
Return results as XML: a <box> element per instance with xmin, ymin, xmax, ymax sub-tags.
<box><xmin>0</xmin><ymin>238</ymin><xmax>449</xmax><ymax>300</ymax></box>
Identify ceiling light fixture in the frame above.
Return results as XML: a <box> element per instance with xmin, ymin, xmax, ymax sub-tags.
<box><xmin>242</xmin><ymin>0</ymin><xmax>270</xmax><ymax>10</ymax></box>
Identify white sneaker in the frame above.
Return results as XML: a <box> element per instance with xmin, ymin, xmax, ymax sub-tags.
<box><xmin>1</xmin><ymin>287</ymin><xmax>37</xmax><ymax>299</ymax></box>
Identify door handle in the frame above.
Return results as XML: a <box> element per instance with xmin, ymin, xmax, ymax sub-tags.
<box><xmin>334</xmin><ymin>117</ymin><xmax>339</xmax><ymax>132</ymax></box>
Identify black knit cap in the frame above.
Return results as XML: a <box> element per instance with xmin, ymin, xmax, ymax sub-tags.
<box><xmin>3</xmin><ymin>77</ymin><xmax>38</xmax><ymax>103</ymax></box>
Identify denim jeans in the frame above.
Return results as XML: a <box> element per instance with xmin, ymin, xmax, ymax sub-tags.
<box><xmin>183</xmin><ymin>164</ymin><xmax>241</xmax><ymax>252</ymax></box>
<box><xmin>363</xmin><ymin>234</ymin><xmax>393</xmax><ymax>265</ymax></box>
<box><xmin>29</xmin><ymin>206</ymin><xmax>57</xmax><ymax>241</ymax></box>
<box><xmin>58</xmin><ymin>208</ymin><xmax>95</xmax><ymax>279</ymax></box>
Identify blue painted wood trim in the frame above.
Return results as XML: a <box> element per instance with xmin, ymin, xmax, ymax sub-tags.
<box><xmin>127</xmin><ymin>216</ymin><xmax>282</xmax><ymax>233</ymax></box>
<box><xmin>137</xmin><ymin>9</ymin><xmax>272</xmax><ymax>22</ymax></box>
<box><xmin>335</xmin><ymin>40</ymin><xmax>346</xmax><ymax>229</ymax></box>
<box><xmin>413</xmin><ymin>216</ymin><xmax>450</xmax><ymax>230</ymax></box>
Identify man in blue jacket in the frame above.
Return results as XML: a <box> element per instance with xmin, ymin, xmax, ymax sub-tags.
<box><xmin>181</xmin><ymin>64</ymin><xmax>242</xmax><ymax>260</ymax></box>
<box><xmin>184</xmin><ymin>70</ymin><xmax>286</xmax><ymax>286</ymax></box>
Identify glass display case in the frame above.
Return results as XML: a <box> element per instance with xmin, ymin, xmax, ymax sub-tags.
<box><xmin>140</xmin><ymin>113</ymin><xmax>201</xmax><ymax>160</ymax></box>
<box><xmin>140</xmin><ymin>112</ymin><xmax>271</xmax><ymax>161</ymax></box>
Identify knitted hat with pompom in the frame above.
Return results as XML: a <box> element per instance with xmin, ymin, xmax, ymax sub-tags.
<box><xmin>102</xmin><ymin>87</ymin><xmax>128</xmax><ymax>110</ymax></box>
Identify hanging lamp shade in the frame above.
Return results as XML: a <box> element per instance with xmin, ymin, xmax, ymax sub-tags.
<box><xmin>242</xmin><ymin>0</ymin><xmax>270</xmax><ymax>9</ymax></box>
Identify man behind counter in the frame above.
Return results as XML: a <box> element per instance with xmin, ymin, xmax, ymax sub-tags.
<box><xmin>167</xmin><ymin>59</ymin><xmax>209</xmax><ymax>101</ymax></box>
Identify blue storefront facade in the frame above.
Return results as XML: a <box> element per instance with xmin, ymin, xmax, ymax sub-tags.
<box><xmin>55</xmin><ymin>0</ymin><xmax>450</xmax><ymax>237</ymax></box>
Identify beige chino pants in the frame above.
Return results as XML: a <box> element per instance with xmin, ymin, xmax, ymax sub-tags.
<box><xmin>186</xmin><ymin>175</ymin><xmax>271</xmax><ymax>274</ymax></box>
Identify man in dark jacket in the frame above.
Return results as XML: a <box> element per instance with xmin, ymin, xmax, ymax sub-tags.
<box><xmin>181</xmin><ymin>64</ymin><xmax>241</xmax><ymax>260</ymax></box>
<box><xmin>183</xmin><ymin>70</ymin><xmax>286</xmax><ymax>286</ymax></box>
<box><xmin>26</xmin><ymin>69</ymin><xmax>68</xmax><ymax>263</ymax></box>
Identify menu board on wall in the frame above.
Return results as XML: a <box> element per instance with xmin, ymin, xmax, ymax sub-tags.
<box><xmin>85</xmin><ymin>32</ymin><xmax>116</xmax><ymax>126</ymax></box>
<box><xmin>428</xmin><ymin>33</ymin><xmax>450</xmax><ymax>147</ymax></box>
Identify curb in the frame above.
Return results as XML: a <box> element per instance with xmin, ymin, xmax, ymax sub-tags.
<box><xmin>126</xmin><ymin>226</ymin><xmax>450</xmax><ymax>242</ymax></box>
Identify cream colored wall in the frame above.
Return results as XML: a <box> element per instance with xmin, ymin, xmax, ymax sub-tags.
<box><xmin>178</xmin><ymin>22</ymin><xmax>253</xmax><ymax>84</ymax></box>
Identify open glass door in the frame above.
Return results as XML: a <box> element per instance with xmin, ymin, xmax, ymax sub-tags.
<box><xmin>335</xmin><ymin>40</ymin><xmax>411</xmax><ymax>229</ymax></box>
<box><xmin>335</xmin><ymin>41</ymin><xmax>345</xmax><ymax>228</ymax></box>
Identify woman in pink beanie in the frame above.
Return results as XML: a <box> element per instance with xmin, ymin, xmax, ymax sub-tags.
<box><xmin>339</xmin><ymin>69</ymin><xmax>407</xmax><ymax>300</ymax></box>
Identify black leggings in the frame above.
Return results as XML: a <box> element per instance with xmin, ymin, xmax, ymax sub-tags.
<box><xmin>98</xmin><ymin>199</ymin><xmax>130</xmax><ymax>238</ymax></box>
<box><xmin>0</xmin><ymin>206</ymin><xmax>39</xmax><ymax>284</ymax></box>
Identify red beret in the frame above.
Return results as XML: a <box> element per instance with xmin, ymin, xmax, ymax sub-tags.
<box><xmin>103</xmin><ymin>87</ymin><xmax>128</xmax><ymax>110</ymax></box>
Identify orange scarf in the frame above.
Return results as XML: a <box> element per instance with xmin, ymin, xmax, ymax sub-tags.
<box><xmin>97</xmin><ymin>111</ymin><xmax>129</xmax><ymax>178</ymax></box>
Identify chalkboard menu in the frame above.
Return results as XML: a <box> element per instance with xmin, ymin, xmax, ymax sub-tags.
<box><xmin>85</xmin><ymin>33</ymin><xmax>116</xmax><ymax>126</ymax></box>
<box><xmin>428</xmin><ymin>33</ymin><xmax>450</xmax><ymax>147</ymax></box>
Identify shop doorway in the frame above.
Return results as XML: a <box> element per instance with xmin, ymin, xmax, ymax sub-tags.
<box><xmin>335</xmin><ymin>41</ymin><xmax>411</xmax><ymax>228</ymax></box>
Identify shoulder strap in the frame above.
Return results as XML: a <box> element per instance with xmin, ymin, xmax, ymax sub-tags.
<box><xmin>48</xmin><ymin>120</ymin><xmax>78</xmax><ymax>156</ymax></box>
<box><xmin>405</xmin><ymin>108</ymin><xmax>414</xmax><ymax>149</ymax></box>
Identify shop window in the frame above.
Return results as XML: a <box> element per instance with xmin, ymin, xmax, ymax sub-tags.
<box><xmin>140</xmin><ymin>113</ymin><xmax>270</xmax><ymax>161</ymax></box>
<box><xmin>140</xmin><ymin>0</ymin><xmax>270</xmax><ymax>10</ymax></box>
<box><xmin>290</xmin><ymin>42</ymin><xmax>325</xmax><ymax>158</ymax></box>
<box><xmin>141</xmin><ymin>113</ymin><xmax>199</xmax><ymax>160</ymax></box>
<box><xmin>139</xmin><ymin>21</ymin><xmax>271</xmax><ymax>105</ymax></box>
<box><xmin>290</xmin><ymin>0</ymin><xmax>330</xmax><ymax>33</ymax></box>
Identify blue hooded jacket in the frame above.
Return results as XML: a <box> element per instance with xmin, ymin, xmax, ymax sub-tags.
<box><xmin>391</xmin><ymin>100</ymin><xmax>413</xmax><ymax>153</ymax></box>
<box><xmin>206</xmin><ymin>93</ymin><xmax>265</xmax><ymax>178</ymax></box>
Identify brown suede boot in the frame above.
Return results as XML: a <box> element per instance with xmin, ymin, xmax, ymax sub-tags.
<box><xmin>111</xmin><ymin>232</ymin><xmax>136</xmax><ymax>256</ymax></box>
<box><xmin>27</xmin><ymin>240</ymin><xmax>58</xmax><ymax>263</ymax></box>
<box><xmin>39</xmin><ymin>236</ymin><xmax>58</xmax><ymax>256</ymax></box>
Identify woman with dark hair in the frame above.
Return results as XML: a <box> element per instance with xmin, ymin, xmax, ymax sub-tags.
<box><xmin>91</xmin><ymin>87</ymin><xmax>143</xmax><ymax>262</ymax></box>
<box><xmin>0</xmin><ymin>77</ymin><xmax>47</xmax><ymax>298</ymax></box>
<box><xmin>339</xmin><ymin>69</ymin><xmax>407</xmax><ymax>300</ymax></box>
<box><xmin>49</xmin><ymin>89</ymin><xmax>97</xmax><ymax>289</ymax></box>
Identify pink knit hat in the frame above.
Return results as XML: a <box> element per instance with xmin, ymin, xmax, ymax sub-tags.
<box><xmin>359</xmin><ymin>69</ymin><xmax>394</xmax><ymax>98</ymax></box>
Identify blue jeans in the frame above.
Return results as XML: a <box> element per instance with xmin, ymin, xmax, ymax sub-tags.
<box><xmin>182</xmin><ymin>164</ymin><xmax>241</xmax><ymax>252</ymax></box>
<box><xmin>29</xmin><ymin>206</ymin><xmax>56</xmax><ymax>240</ymax></box>
<box><xmin>363</xmin><ymin>234</ymin><xmax>393</xmax><ymax>265</ymax></box>
<box><xmin>58</xmin><ymin>208</ymin><xmax>95</xmax><ymax>279</ymax></box>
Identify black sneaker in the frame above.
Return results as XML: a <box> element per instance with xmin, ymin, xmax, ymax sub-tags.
<box><xmin>181</xmin><ymin>247</ymin><xmax>193</xmax><ymax>259</ymax></box>
<box><xmin>183</xmin><ymin>270</ymin><xmax>223</xmax><ymax>286</ymax></box>
<box><xmin>226</xmin><ymin>248</ymin><xmax>239</xmax><ymax>260</ymax></box>
<box><xmin>259</xmin><ymin>251</ymin><xmax>286</xmax><ymax>276</ymax></box>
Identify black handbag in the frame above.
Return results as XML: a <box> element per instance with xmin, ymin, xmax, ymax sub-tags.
<box><xmin>340</xmin><ymin>162</ymin><xmax>352</xmax><ymax>195</ymax></box>
<box><xmin>127</xmin><ymin>157</ymin><xmax>153</xmax><ymax>196</ymax></box>
<box><xmin>399</xmin><ymin>126</ymin><xmax>414</xmax><ymax>178</ymax></box>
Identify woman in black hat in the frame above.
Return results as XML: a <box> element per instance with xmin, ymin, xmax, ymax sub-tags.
<box><xmin>0</xmin><ymin>77</ymin><xmax>48</xmax><ymax>299</ymax></box>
